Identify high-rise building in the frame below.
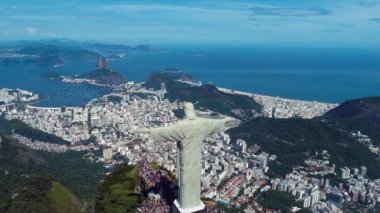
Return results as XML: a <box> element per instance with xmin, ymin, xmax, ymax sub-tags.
<box><xmin>103</xmin><ymin>148</ymin><xmax>113</xmax><ymax>161</ymax></box>
<box><xmin>341</xmin><ymin>167</ymin><xmax>350</xmax><ymax>179</ymax></box>
<box><xmin>303</xmin><ymin>195</ymin><xmax>312</xmax><ymax>208</ymax></box>
<box><xmin>324</xmin><ymin>179</ymin><xmax>330</xmax><ymax>188</ymax></box>
<box><xmin>246</xmin><ymin>169</ymin><xmax>253</xmax><ymax>181</ymax></box>
<box><xmin>272</xmin><ymin>178</ymin><xmax>281</xmax><ymax>190</ymax></box>
<box><xmin>278</xmin><ymin>179</ymin><xmax>289</xmax><ymax>192</ymax></box>
<box><xmin>311</xmin><ymin>190</ymin><xmax>320</xmax><ymax>206</ymax></box>
<box><xmin>236</xmin><ymin>139</ymin><xmax>247</xmax><ymax>153</ymax></box>
<box><xmin>360</xmin><ymin>166</ymin><xmax>367</xmax><ymax>177</ymax></box>
<box><xmin>295</xmin><ymin>190</ymin><xmax>305</xmax><ymax>200</ymax></box>
<box><xmin>257</xmin><ymin>152</ymin><xmax>269</xmax><ymax>169</ymax></box>
<box><xmin>160</xmin><ymin>82</ymin><xmax>166</xmax><ymax>92</ymax></box>
<box><xmin>353</xmin><ymin>168</ymin><xmax>359</xmax><ymax>176</ymax></box>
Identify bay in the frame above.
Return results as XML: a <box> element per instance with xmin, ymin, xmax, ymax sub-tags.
<box><xmin>1</xmin><ymin>45</ymin><xmax>380</xmax><ymax>106</ymax></box>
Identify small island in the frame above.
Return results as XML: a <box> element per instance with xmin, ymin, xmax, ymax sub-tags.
<box><xmin>44</xmin><ymin>56</ymin><xmax>127</xmax><ymax>87</ymax></box>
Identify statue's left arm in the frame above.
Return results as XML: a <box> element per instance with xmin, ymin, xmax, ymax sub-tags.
<box><xmin>207</xmin><ymin>117</ymin><xmax>234</xmax><ymax>134</ymax></box>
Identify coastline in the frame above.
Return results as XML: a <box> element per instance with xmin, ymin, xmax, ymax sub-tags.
<box><xmin>218</xmin><ymin>86</ymin><xmax>338</xmax><ymax>118</ymax></box>
<box><xmin>19</xmin><ymin>78</ymin><xmax>339</xmax><ymax>119</ymax></box>
<box><xmin>174</xmin><ymin>80</ymin><xmax>338</xmax><ymax>119</ymax></box>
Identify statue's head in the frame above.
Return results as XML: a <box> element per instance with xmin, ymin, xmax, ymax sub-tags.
<box><xmin>183</xmin><ymin>102</ymin><xmax>197</xmax><ymax>120</ymax></box>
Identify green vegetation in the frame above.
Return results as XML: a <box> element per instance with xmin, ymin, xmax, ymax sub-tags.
<box><xmin>38</xmin><ymin>150</ymin><xmax>104</xmax><ymax>201</ymax></box>
<box><xmin>0</xmin><ymin>134</ymin><xmax>104</xmax><ymax>202</ymax></box>
<box><xmin>107</xmin><ymin>95</ymin><xmax>123</xmax><ymax>104</ymax></box>
<box><xmin>228</xmin><ymin>117</ymin><xmax>380</xmax><ymax>178</ymax></box>
<box><xmin>323</xmin><ymin>96</ymin><xmax>380</xmax><ymax>146</ymax></box>
<box><xmin>80</xmin><ymin>68</ymin><xmax>127</xmax><ymax>85</ymax></box>
<box><xmin>0</xmin><ymin>117</ymin><xmax>70</xmax><ymax>145</ymax></box>
<box><xmin>95</xmin><ymin>163</ymin><xmax>142</xmax><ymax>213</ymax></box>
<box><xmin>257</xmin><ymin>190</ymin><xmax>297</xmax><ymax>212</ymax></box>
<box><xmin>324</xmin><ymin>174</ymin><xmax>344</xmax><ymax>187</ymax></box>
<box><xmin>161</xmin><ymin>69</ymin><xmax>194</xmax><ymax>81</ymax></box>
<box><xmin>343</xmin><ymin>202</ymin><xmax>380</xmax><ymax>213</ymax></box>
<box><xmin>2</xmin><ymin>43</ymin><xmax>100</xmax><ymax>65</ymax></box>
<box><xmin>0</xmin><ymin>174</ymin><xmax>81</xmax><ymax>213</ymax></box>
<box><xmin>81</xmin><ymin>135</ymin><xmax>97</xmax><ymax>145</ymax></box>
<box><xmin>144</xmin><ymin>72</ymin><xmax>262</xmax><ymax>120</ymax></box>
<box><xmin>47</xmin><ymin>181</ymin><xmax>82</xmax><ymax>213</ymax></box>
<box><xmin>215</xmin><ymin>203</ymin><xmax>244</xmax><ymax>213</ymax></box>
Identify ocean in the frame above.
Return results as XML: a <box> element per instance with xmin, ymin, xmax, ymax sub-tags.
<box><xmin>1</xmin><ymin>45</ymin><xmax>380</xmax><ymax>106</ymax></box>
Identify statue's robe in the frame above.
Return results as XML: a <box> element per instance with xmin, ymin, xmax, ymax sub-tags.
<box><xmin>150</xmin><ymin>118</ymin><xmax>226</xmax><ymax>209</ymax></box>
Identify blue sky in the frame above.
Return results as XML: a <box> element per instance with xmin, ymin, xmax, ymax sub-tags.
<box><xmin>0</xmin><ymin>0</ymin><xmax>380</xmax><ymax>46</ymax></box>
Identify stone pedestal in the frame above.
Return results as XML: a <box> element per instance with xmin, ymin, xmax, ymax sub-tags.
<box><xmin>172</xmin><ymin>200</ymin><xmax>205</xmax><ymax>213</ymax></box>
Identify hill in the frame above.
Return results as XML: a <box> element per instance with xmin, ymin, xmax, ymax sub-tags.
<box><xmin>144</xmin><ymin>72</ymin><xmax>262</xmax><ymax>120</ymax></box>
<box><xmin>323</xmin><ymin>97</ymin><xmax>380</xmax><ymax>145</ymax></box>
<box><xmin>0</xmin><ymin>134</ymin><xmax>104</xmax><ymax>201</ymax></box>
<box><xmin>227</xmin><ymin>117</ymin><xmax>380</xmax><ymax>178</ymax></box>
<box><xmin>78</xmin><ymin>56</ymin><xmax>127</xmax><ymax>86</ymax></box>
<box><xmin>0</xmin><ymin>117</ymin><xmax>70</xmax><ymax>145</ymax></box>
<box><xmin>0</xmin><ymin>41</ymin><xmax>100</xmax><ymax>65</ymax></box>
<box><xmin>0</xmin><ymin>174</ymin><xmax>81</xmax><ymax>213</ymax></box>
<box><xmin>79</xmin><ymin>68</ymin><xmax>127</xmax><ymax>86</ymax></box>
<box><xmin>161</xmin><ymin>68</ymin><xmax>194</xmax><ymax>81</ymax></box>
<box><xmin>0</xmin><ymin>39</ymin><xmax>152</xmax><ymax>66</ymax></box>
<box><xmin>95</xmin><ymin>163</ymin><xmax>141</xmax><ymax>213</ymax></box>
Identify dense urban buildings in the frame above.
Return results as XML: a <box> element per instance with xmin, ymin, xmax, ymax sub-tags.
<box><xmin>1</xmin><ymin>83</ymin><xmax>379</xmax><ymax>212</ymax></box>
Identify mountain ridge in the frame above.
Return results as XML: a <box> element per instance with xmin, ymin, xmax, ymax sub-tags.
<box><xmin>323</xmin><ymin>96</ymin><xmax>380</xmax><ymax>145</ymax></box>
<box><xmin>144</xmin><ymin>72</ymin><xmax>263</xmax><ymax>120</ymax></box>
<box><xmin>0</xmin><ymin>174</ymin><xmax>81</xmax><ymax>213</ymax></box>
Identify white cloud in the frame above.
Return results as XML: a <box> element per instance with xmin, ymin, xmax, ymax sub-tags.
<box><xmin>25</xmin><ymin>27</ymin><xmax>37</xmax><ymax>34</ymax></box>
<box><xmin>250</xmin><ymin>7</ymin><xmax>330</xmax><ymax>17</ymax></box>
<box><xmin>45</xmin><ymin>32</ymin><xmax>57</xmax><ymax>37</ymax></box>
<box><xmin>8</xmin><ymin>15</ymin><xmax>68</xmax><ymax>20</ymax></box>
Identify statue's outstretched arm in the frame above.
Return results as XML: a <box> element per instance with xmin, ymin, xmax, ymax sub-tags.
<box><xmin>133</xmin><ymin>124</ymin><xmax>181</xmax><ymax>142</ymax></box>
<box><xmin>223</xmin><ymin>117</ymin><xmax>236</xmax><ymax>128</ymax></box>
<box><xmin>208</xmin><ymin>117</ymin><xmax>236</xmax><ymax>134</ymax></box>
<box><xmin>151</xmin><ymin>124</ymin><xmax>182</xmax><ymax>142</ymax></box>
<box><xmin>133</xmin><ymin>127</ymin><xmax>151</xmax><ymax>134</ymax></box>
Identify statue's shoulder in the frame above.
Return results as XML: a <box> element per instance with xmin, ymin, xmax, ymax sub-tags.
<box><xmin>178</xmin><ymin>118</ymin><xmax>207</xmax><ymax>125</ymax></box>
<box><xmin>197</xmin><ymin>117</ymin><xmax>217</xmax><ymax>125</ymax></box>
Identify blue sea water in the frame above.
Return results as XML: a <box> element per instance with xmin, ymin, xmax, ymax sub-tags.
<box><xmin>1</xmin><ymin>45</ymin><xmax>380</xmax><ymax>106</ymax></box>
<box><xmin>0</xmin><ymin>62</ymin><xmax>111</xmax><ymax>107</ymax></box>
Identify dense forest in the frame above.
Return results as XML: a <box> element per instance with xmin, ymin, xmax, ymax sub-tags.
<box><xmin>79</xmin><ymin>68</ymin><xmax>127</xmax><ymax>86</ymax></box>
<box><xmin>0</xmin><ymin>117</ymin><xmax>70</xmax><ymax>145</ymax></box>
<box><xmin>0</xmin><ymin>134</ymin><xmax>104</xmax><ymax>202</ymax></box>
<box><xmin>95</xmin><ymin>163</ymin><xmax>141</xmax><ymax>212</ymax></box>
<box><xmin>257</xmin><ymin>190</ymin><xmax>299</xmax><ymax>212</ymax></box>
<box><xmin>323</xmin><ymin>96</ymin><xmax>380</xmax><ymax>146</ymax></box>
<box><xmin>0</xmin><ymin>174</ymin><xmax>81</xmax><ymax>213</ymax></box>
<box><xmin>144</xmin><ymin>72</ymin><xmax>263</xmax><ymax>120</ymax></box>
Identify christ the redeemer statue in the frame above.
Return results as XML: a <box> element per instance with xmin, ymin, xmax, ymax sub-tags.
<box><xmin>136</xmin><ymin>102</ymin><xmax>233</xmax><ymax>213</ymax></box>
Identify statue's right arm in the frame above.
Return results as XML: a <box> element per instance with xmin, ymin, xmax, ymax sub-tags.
<box><xmin>150</xmin><ymin>124</ymin><xmax>182</xmax><ymax>142</ymax></box>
